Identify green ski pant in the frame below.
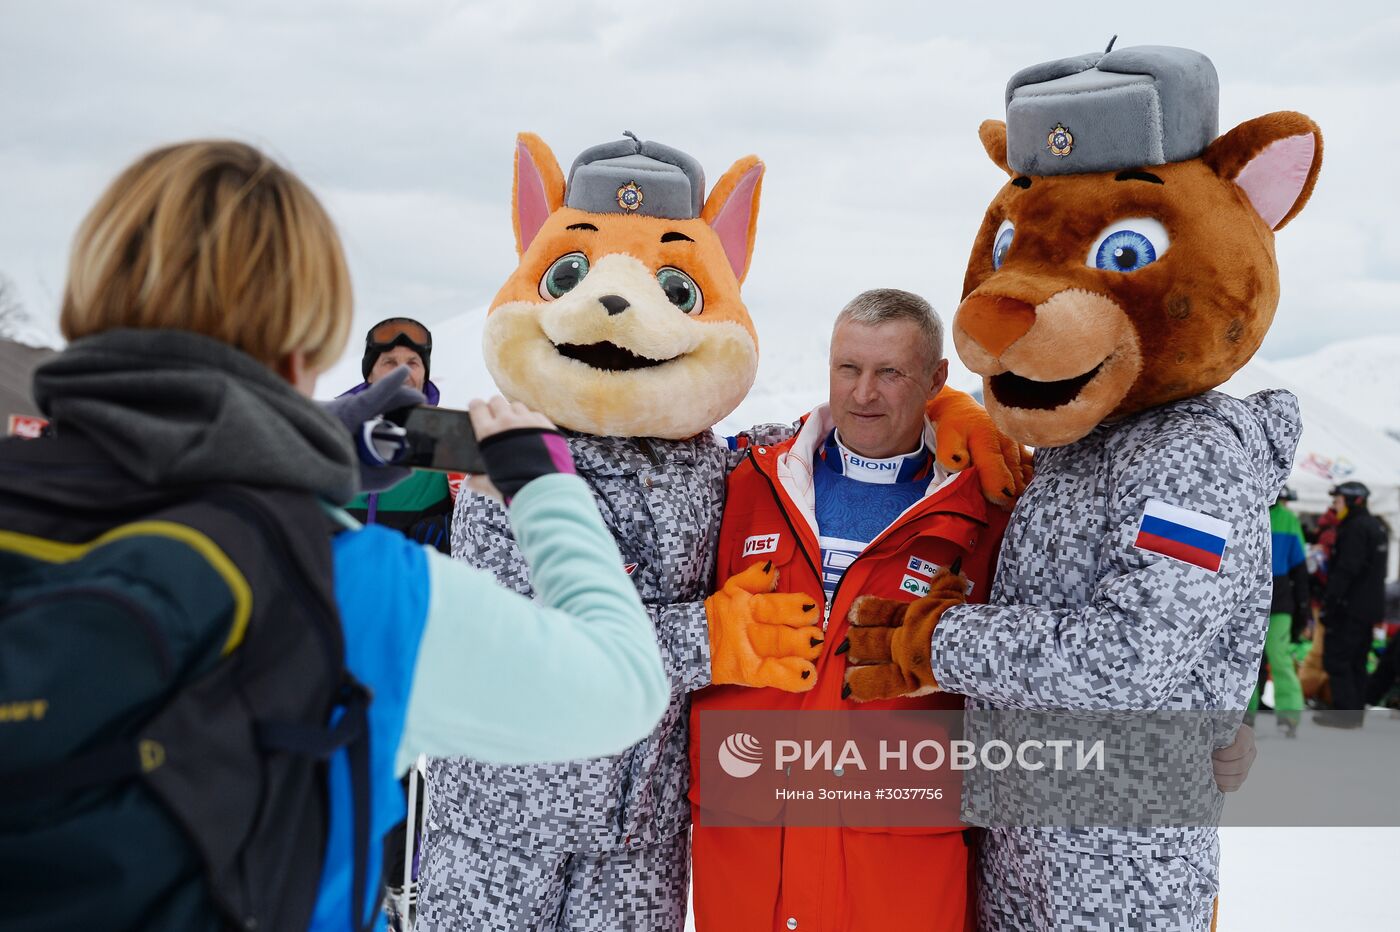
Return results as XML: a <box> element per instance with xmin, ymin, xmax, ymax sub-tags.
<box><xmin>1250</xmin><ymin>612</ymin><xmax>1304</xmax><ymax>720</ymax></box>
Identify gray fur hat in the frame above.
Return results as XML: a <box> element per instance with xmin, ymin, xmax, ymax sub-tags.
<box><xmin>565</xmin><ymin>132</ymin><xmax>705</xmax><ymax>220</ymax></box>
<box><xmin>1004</xmin><ymin>43</ymin><xmax>1219</xmax><ymax>176</ymax></box>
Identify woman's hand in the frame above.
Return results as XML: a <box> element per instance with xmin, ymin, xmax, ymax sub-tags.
<box><xmin>467</xmin><ymin>396</ymin><xmax>556</xmax><ymax>441</ymax></box>
<box><xmin>465</xmin><ymin>396</ymin><xmax>565</xmax><ymax>502</ymax></box>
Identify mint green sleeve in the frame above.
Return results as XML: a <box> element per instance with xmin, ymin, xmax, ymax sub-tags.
<box><xmin>395</xmin><ymin>474</ymin><xmax>667</xmax><ymax>772</ymax></box>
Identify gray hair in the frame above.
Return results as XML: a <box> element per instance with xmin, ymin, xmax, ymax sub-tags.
<box><xmin>833</xmin><ymin>288</ymin><xmax>944</xmax><ymax>372</ymax></box>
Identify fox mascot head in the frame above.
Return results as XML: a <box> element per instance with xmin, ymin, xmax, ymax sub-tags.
<box><xmin>483</xmin><ymin>132</ymin><xmax>763</xmax><ymax>439</ymax></box>
<box><xmin>952</xmin><ymin>45</ymin><xmax>1322</xmax><ymax>448</ymax></box>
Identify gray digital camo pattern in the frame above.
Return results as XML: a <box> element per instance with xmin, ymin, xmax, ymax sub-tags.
<box><xmin>430</xmin><ymin>432</ymin><xmax>734</xmax><ymax>854</ymax></box>
<box><xmin>416</xmin><ymin>825</ymin><xmax>689</xmax><ymax>932</ymax></box>
<box><xmin>978</xmin><ymin>828</ymin><xmax>1219</xmax><ymax>932</ymax></box>
<box><xmin>421</xmin><ymin>426</ymin><xmax>794</xmax><ymax>927</ymax></box>
<box><xmin>932</xmin><ymin>390</ymin><xmax>1300</xmax><ymax>927</ymax></box>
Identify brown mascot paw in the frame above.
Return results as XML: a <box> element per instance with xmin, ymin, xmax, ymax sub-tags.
<box><xmin>706</xmin><ymin>561</ymin><xmax>824</xmax><ymax>692</ymax></box>
<box><xmin>840</xmin><ymin>567</ymin><xmax>968</xmax><ymax>702</ymax></box>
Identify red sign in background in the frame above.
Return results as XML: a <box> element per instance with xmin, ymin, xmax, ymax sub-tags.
<box><xmin>6</xmin><ymin>414</ymin><xmax>48</xmax><ymax>438</ymax></box>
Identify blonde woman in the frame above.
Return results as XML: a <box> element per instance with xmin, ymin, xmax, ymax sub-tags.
<box><xmin>0</xmin><ymin>141</ymin><xmax>667</xmax><ymax>932</ymax></box>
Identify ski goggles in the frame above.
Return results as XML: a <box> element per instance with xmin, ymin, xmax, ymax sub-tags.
<box><xmin>366</xmin><ymin>318</ymin><xmax>432</xmax><ymax>356</ymax></box>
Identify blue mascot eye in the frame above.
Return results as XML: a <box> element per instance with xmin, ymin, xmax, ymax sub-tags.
<box><xmin>1086</xmin><ymin>217</ymin><xmax>1169</xmax><ymax>274</ymax></box>
<box><xmin>992</xmin><ymin>219</ymin><xmax>1015</xmax><ymax>270</ymax></box>
<box><xmin>1095</xmin><ymin>230</ymin><xmax>1155</xmax><ymax>271</ymax></box>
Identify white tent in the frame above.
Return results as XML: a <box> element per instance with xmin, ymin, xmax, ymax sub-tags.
<box><xmin>1221</xmin><ymin>356</ymin><xmax>1400</xmax><ymax>578</ymax></box>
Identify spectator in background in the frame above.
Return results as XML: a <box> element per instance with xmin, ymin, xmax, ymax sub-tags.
<box><xmin>339</xmin><ymin>318</ymin><xmax>454</xmax><ymax>551</ymax></box>
<box><xmin>1249</xmin><ymin>488</ymin><xmax>1309</xmax><ymax>736</ymax></box>
<box><xmin>1317</xmin><ymin>481</ymin><xmax>1389</xmax><ymax>727</ymax></box>
<box><xmin>1364</xmin><ymin>580</ymin><xmax>1400</xmax><ymax>708</ymax></box>
<box><xmin>1299</xmin><ymin>505</ymin><xmax>1340</xmax><ymax>705</ymax></box>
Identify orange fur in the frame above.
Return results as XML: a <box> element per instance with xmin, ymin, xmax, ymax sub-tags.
<box><xmin>492</xmin><ymin>207</ymin><xmax>757</xmax><ymax>342</ymax></box>
<box><xmin>512</xmin><ymin>133</ymin><xmax>565</xmax><ymax>255</ymax></box>
<box><xmin>484</xmin><ymin>134</ymin><xmax>764</xmax><ymax>440</ymax></box>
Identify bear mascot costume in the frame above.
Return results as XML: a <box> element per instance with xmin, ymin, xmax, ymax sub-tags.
<box><xmin>416</xmin><ymin>133</ymin><xmax>1021</xmax><ymax>931</ymax></box>
<box><xmin>841</xmin><ymin>44</ymin><xmax>1320</xmax><ymax>931</ymax></box>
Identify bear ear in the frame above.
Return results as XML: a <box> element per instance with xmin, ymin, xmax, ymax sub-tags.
<box><xmin>702</xmin><ymin>156</ymin><xmax>765</xmax><ymax>283</ymax></box>
<box><xmin>1204</xmin><ymin>112</ymin><xmax>1323</xmax><ymax>231</ymax></box>
<box><xmin>513</xmin><ymin>133</ymin><xmax>565</xmax><ymax>255</ymax></box>
<box><xmin>979</xmin><ymin>120</ymin><xmax>1012</xmax><ymax>176</ymax></box>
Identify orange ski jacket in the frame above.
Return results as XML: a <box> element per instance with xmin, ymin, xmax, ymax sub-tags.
<box><xmin>689</xmin><ymin>409</ymin><xmax>1009</xmax><ymax>932</ymax></box>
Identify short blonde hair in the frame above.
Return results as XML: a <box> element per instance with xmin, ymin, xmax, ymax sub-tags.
<box><xmin>61</xmin><ymin>140</ymin><xmax>352</xmax><ymax>372</ymax></box>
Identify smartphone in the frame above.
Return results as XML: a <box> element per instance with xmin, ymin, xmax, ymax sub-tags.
<box><xmin>377</xmin><ymin>405</ymin><xmax>486</xmax><ymax>474</ymax></box>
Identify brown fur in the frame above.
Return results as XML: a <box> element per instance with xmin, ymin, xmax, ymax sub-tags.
<box><xmin>954</xmin><ymin>113</ymin><xmax>1322</xmax><ymax>447</ymax></box>
<box><xmin>842</xmin><ymin>570</ymin><xmax>968</xmax><ymax>701</ymax></box>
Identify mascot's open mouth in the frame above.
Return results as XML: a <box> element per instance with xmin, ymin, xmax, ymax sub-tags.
<box><xmin>554</xmin><ymin>341</ymin><xmax>675</xmax><ymax>372</ymax></box>
<box><xmin>989</xmin><ymin>363</ymin><xmax>1104</xmax><ymax>410</ymax></box>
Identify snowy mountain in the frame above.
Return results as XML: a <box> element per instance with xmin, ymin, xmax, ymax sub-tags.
<box><xmin>1270</xmin><ymin>334</ymin><xmax>1400</xmax><ymax>442</ymax></box>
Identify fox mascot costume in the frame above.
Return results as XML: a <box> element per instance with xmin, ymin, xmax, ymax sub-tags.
<box><xmin>842</xmin><ymin>44</ymin><xmax>1320</xmax><ymax>930</ymax></box>
<box><xmin>417</xmin><ymin>133</ymin><xmax>1018</xmax><ymax>930</ymax></box>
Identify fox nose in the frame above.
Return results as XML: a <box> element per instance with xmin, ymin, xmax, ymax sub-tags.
<box><xmin>599</xmin><ymin>294</ymin><xmax>630</xmax><ymax>316</ymax></box>
<box><xmin>956</xmin><ymin>295</ymin><xmax>1037</xmax><ymax>357</ymax></box>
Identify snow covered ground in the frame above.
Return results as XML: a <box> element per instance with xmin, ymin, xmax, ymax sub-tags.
<box><xmin>1217</xmin><ymin>712</ymin><xmax>1400</xmax><ymax>930</ymax></box>
<box><xmin>676</xmin><ymin>827</ymin><xmax>1400</xmax><ymax>930</ymax></box>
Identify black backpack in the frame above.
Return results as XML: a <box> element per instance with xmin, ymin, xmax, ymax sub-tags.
<box><xmin>0</xmin><ymin>432</ymin><xmax>375</xmax><ymax>932</ymax></box>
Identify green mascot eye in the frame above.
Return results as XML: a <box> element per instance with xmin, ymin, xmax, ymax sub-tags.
<box><xmin>539</xmin><ymin>252</ymin><xmax>590</xmax><ymax>299</ymax></box>
<box><xmin>656</xmin><ymin>267</ymin><xmax>703</xmax><ymax>315</ymax></box>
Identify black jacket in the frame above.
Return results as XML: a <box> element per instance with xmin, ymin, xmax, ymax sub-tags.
<box><xmin>1324</xmin><ymin>506</ymin><xmax>1389</xmax><ymax>625</ymax></box>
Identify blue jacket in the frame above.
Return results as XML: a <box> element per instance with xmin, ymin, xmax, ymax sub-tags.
<box><xmin>307</xmin><ymin>474</ymin><xmax>669</xmax><ymax>930</ymax></box>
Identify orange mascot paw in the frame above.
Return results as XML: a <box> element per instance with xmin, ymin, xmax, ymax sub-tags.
<box><xmin>839</xmin><ymin>566</ymin><xmax>968</xmax><ymax>702</ymax></box>
<box><xmin>706</xmin><ymin>561</ymin><xmax>824</xmax><ymax>692</ymax></box>
<box><xmin>925</xmin><ymin>385</ymin><xmax>1033</xmax><ymax>508</ymax></box>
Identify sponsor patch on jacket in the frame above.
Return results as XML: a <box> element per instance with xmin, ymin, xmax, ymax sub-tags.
<box><xmin>900</xmin><ymin>574</ymin><xmax>931</xmax><ymax>597</ymax></box>
<box><xmin>899</xmin><ymin>571</ymin><xmax>976</xmax><ymax>598</ymax></box>
<box><xmin>906</xmin><ymin>556</ymin><xmax>941</xmax><ymax>578</ymax></box>
<box><xmin>743</xmin><ymin>533</ymin><xmax>781</xmax><ymax>557</ymax></box>
<box><xmin>623</xmin><ymin>562</ymin><xmax>640</xmax><ymax>576</ymax></box>
<box><xmin>1134</xmin><ymin>499</ymin><xmax>1230</xmax><ymax>573</ymax></box>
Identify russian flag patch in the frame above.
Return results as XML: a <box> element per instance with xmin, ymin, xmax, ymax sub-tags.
<box><xmin>1134</xmin><ymin>499</ymin><xmax>1230</xmax><ymax>573</ymax></box>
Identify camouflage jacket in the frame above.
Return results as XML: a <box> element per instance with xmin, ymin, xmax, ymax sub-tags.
<box><xmin>933</xmin><ymin>390</ymin><xmax>1302</xmax><ymax>856</ymax></box>
<box><xmin>430</xmin><ymin>431</ymin><xmax>742</xmax><ymax>853</ymax></box>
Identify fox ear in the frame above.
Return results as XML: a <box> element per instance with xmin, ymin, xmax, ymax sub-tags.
<box><xmin>513</xmin><ymin>133</ymin><xmax>565</xmax><ymax>255</ymax></box>
<box><xmin>1204</xmin><ymin>112</ymin><xmax>1322</xmax><ymax>231</ymax></box>
<box><xmin>702</xmin><ymin>156</ymin><xmax>764</xmax><ymax>283</ymax></box>
<box><xmin>979</xmin><ymin>120</ymin><xmax>1012</xmax><ymax>176</ymax></box>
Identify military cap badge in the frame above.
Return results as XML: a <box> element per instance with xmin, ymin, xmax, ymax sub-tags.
<box><xmin>1047</xmin><ymin>124</ymin><xmax>1074</xmax><ymax>157</ymax></box>
<box><xmin>616</xmin><ymin>181</ymin><xmax>643</xmax><ymax>211</ymax></box>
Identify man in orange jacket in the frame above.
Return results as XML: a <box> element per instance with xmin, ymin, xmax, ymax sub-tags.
<box><xmin>690</xmin><ymin>289</ymin><xmax>1013</xmax><ymax>932</ymax></box>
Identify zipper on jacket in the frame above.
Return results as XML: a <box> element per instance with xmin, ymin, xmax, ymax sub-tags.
<box><xmin>824</xmin><ymin>507</ymin><xmax>989</xmax><ymax>628</ymax></box>
<box><xmin>747</xmin><ymin>453</ymin><xmax>825</xmax><ymax>619</ymax></box>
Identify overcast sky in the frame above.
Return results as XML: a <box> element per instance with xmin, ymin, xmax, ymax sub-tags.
<box><xmin>3</xmin><ymin>0</ymin><xmax>1396</xmax><ymax>396</ymax></box>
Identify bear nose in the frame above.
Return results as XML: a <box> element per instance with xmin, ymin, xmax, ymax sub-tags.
<box><xmin>956</xmin><ymin>295</ymin><xmax>1037</xmax><ymax>357</ymax></box>
<box><xmin>599</xmin><ymin>295</ymin><xmax>630</xmax><ymax>316</ymax></box>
